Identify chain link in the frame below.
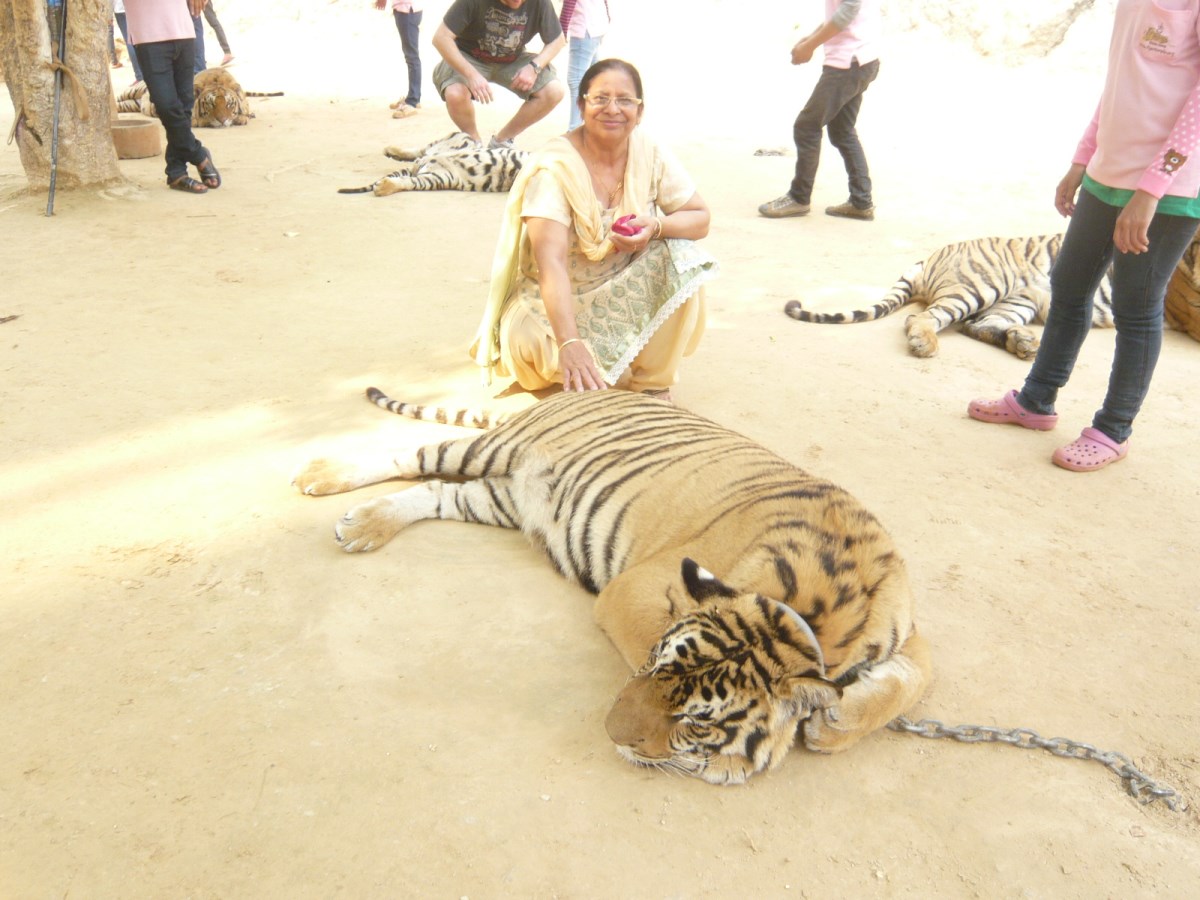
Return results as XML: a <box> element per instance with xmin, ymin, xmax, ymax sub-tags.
<box><xmin>887</xmin><ymin>716</ymin><xmax>1183</xmax><ymax>811</ymax></box>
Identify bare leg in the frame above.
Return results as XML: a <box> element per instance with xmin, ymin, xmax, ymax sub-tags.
<box><xmin>494</xmin><ymin>81</ymin><xmax>565</xmax><ymax>143</ymax></box>
<box><xmin>443</xmin><ymin>83</ymin><xmax>480</xmax><ymax>142</ymax></box>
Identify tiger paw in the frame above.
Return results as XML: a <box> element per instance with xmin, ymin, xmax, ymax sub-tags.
<box><xmin>374</xmin><ymin>176</ymin><xmax>411</xmax><ymax>196</ymax></box>
<box><xmin>905</xmin><ymin>317</ymin><xmax>940</xmax><ymax>358</ymax></box>
<box><xmin>334</xmin><ymin>497</ymin><xmax>405</xmax><ymax>552</ymax></box>
<box><xmin>800</xmin><ymin>704</ymin><xmax>868</xmax><ymax>755</ymax></box>
<box><xmin>1006</xmin><ymin>327</ymin><xmax>1039</xmax><ymax>360</ymax></box>
<box><xmin>293</xmin><ymin>458</ymin><xmax>385</xmax><ymax>496</ymax></box>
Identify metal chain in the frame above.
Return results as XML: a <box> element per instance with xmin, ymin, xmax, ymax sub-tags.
<box><xmin>887</xmin><ymin>716</ymin><xmax>1183</xmax><ymax>811</ymax></box>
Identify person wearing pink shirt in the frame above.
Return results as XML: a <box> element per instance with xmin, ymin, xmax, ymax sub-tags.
<box><xmin>123</xmin><ymin>0</ymin><xmax>220</xmax><ymax>194</ymax></box>
<box><xmin>759</xmin><ymin>0</ymin><xmax>881</xmax><ymax>221</ymax></box>
<box><xmin>969</xmin><ymin>0</ymin><xmax>1200</xmax><ymax>472</ymax></box>
<box><xmin>377</xmin><ymin>0</ymin><xmax>423</xmax><ymax>118</ymax></box>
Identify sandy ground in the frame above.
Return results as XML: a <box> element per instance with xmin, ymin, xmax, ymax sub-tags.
<box><xmin>2</xmin><ymin>2</ymin><xmax>1199</xmax><ymax>896</ymax></box>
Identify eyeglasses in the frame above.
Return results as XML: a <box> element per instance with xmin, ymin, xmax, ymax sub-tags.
<box><xmin>583</xmin><ymin>94</ymin><xmax>643</xmax><ymax>111</ymax></box>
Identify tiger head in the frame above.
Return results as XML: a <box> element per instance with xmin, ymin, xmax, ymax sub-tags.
<box><xmin>605</xmin><ymin>559</ymin><xmax>840</xmax><ymax>785</ymax></box>
<box><xmin>192</xmin><ymin>67</ymin><xmax>250</xmax><ymax>128</ymax></box>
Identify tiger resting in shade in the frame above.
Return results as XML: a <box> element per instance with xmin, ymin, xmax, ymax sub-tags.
<box><xmin>293</xmin><ymin>390</ymin><xmax>931</xmax><ymax>784</ymax></box>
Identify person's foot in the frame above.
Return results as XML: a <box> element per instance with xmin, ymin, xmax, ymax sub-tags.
<box><xmin>489</xmin><ymin>135</ymin><xmax>515</xmax><ymax>150</ymax></box>
<box><xmin>825</xmin><ymin>200</ymin><xmax>875</xmax><ymax>220</ymax></box>
<box><xmin>196</xmin><ymin>151</ymin><xmax>221</xmax><ymax>190</ymax></box>
<box><xmin>168</xmin><ymin>175</ymin><xmax>208</xmax><ymax>194</ymax></box>
<box><xmin>967</xmin><ymin>390</ymin><xmax>1058</xmax><ymax>430</ymax></box>
<box><xmin>758</xmin><ymin>195</ymin><xmax>810</xmax><ymax>218</ymax></box>
<box><xmin>221</xmin><ymin>53</ymin><xmax>235</xmax><ymax>66</ymax></box>
<box><xmin>1051</xmin><ymin>427</ymin><xmax>1129</xmax><ymax>472</ymax></box>
<box><xmin>391</xmin><ymin>103</ymin><xmax>420</xmax><ymax>119</ymax></box>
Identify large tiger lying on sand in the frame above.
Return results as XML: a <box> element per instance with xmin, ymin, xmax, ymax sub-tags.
<box><xmin>784</xmin><ymin>234</ymin><xmax>1116</xmax><ymax>359</ymax></box>
<box><xmin>294</xmin><ymin>389</ymin><xmax>931</xmax><ymax>784</ymax></box>
<box><xmin>116</xmin><ymin>68</ymin><xmax>282</xmax><ymax>127</ymax></box>
<box><xmin>337</xmin><ymin>132</ymin><xmax>528</xmax><ymax>196</ymax></box>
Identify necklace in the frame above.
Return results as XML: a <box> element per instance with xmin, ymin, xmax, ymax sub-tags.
<box><xmin>603</xmin><ymin>178</ymin><xmax>624</xmax><ymax>208</ymax></box>
<box><xmin>581</xmin><ymin>133</ymin><xmax>626</xmax><ymax>208</ymax></box>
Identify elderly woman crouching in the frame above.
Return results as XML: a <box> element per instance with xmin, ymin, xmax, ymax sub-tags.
<box><xmin>471</xmin><ymin>59</ymin><xmax>719</xmax><ymax>401</ymax></box>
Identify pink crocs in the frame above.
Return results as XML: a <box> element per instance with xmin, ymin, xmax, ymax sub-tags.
<box><xmin>968</xmin><ymin>390</ymin><xmax>1059</xmax><ymax>431</ymax></box>
<box><xmin>1051</xmin><ymin>427</ymin><xmax>1129</xmax><ymax>472</ymax></box>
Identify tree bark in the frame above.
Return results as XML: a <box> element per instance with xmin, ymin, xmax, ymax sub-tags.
<box><xmin>0</xmin><ymin>0</ymin><xmax>122</xmax><ymax>191</ymax></box>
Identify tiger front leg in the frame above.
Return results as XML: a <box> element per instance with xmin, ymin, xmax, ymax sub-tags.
<box><xmin>802</xmin><ymin>629</ymin><xmax>932</xmax><ymax>754</ymax></box>
<box><xmin>293</xmin><ymin>449</ymin><xmax>424</xmax><ymax>496</ymax></box>
<box><xmin>335</xmin><ymin>478</ymin><xmax>517</xmax><ymax>552</ymax></box>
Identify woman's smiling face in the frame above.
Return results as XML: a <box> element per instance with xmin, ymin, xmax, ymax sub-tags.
<box><xmin>580</xmin><ymin>68</ymin><xmax>644</xmax><ymax>140</ymax></box>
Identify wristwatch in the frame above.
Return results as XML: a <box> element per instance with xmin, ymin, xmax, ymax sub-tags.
<box><xmin>528</xmin><ymin>61</ymin><xmax>542</xmax><ymax>75</ymax></box>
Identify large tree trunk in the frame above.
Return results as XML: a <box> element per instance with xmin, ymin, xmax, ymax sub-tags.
<box><xmin>0</xmin><ymin>0</ymin><xmax>122</xmax><ymax>191</ymax></box>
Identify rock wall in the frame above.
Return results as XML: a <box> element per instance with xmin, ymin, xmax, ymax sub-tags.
<box><xmin>887</xmin><ymin>0</ymin><xmax>1118</xmax><ymax>60</ymax></box>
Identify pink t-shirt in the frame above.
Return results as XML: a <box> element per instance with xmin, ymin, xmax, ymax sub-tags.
<box><xmin>823</xmin><ymin>0</ymin><xmax>881</xmax><ymax>69</ymax></box>
<box><xmin>1073</xmin><ymin>0</ymin><xmax>1200</xmax><ymax>199</ymax></box>
<box><xmin>122</xmin><ymin>0</ymin><xmax>195</xmax><ymax>46</ymax></box>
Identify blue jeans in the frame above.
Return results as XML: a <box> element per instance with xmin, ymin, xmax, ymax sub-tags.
<box><xmin>134</xmin><ymin>39</ymin><xmax>208</xmax><ymax>183</ymax></box>
<box><xmin>567</xmin><ymin>33</ymin><xmax>604</xmax><ymax>129</ymax></box>
<box><xmin>393</xmin><ymin>10</ymin><xmax>422</xmax><ymax>106</ymax></box>
<box><xmin>114</xmin><ymin>12</ymin><xmax>143</xmax><ymax>81</ymax></box>
<box><xmin>790</xmin><ymin>58</ymin><xmax>879</xmax><ymax>209</ymax></box>
<box><xmin>1018</xmin><ymin>187</ymin><xmax>1198</xmax><ymax>443</ymax></box>
<box><xmin>192</xmin><ymin>15</ymin><xmax>206</xmax><ymax>73</ymax></box>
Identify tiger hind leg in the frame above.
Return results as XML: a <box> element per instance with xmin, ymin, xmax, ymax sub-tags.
<box><xmin>373</xmin><ymin>173</ymin><xmax>413</xmax><ymax>196</ymax></box>
<box><xmin>960</xmin><ymin>294</ymin><xmax>1044</xmax><ymax>359</ymax></box>
<box><xmin>904</xmin><ymin>291</ymin><xmax>977</xmax><ymax>357</ymax></box>
<box><xmin>801</xmin><ymin>629</ymin><xmax>932</xmax><ymax>754</ymax></box>
<box><xmin>334</xmin><ymin>477</ymin><xmax>518</xmax><ymax>552</ymax></box>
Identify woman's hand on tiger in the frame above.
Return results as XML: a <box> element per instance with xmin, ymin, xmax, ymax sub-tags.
<box><xmin>1055</xmin><ymin>164</ymin><xmax>1086</xmax><ymax>217</ymax></box>
<box><xmin>1113</xmin><ymin>191</ymin><xmax>1157</xmax><ymax>255</ymax></box>
<box><xmin>560</xmin><ymin>341</ymin><xmax>607</xmax><ymax>393</ymax></box>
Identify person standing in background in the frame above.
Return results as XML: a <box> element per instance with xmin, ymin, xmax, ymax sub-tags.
<box><xmin>113</xmin><ymin>0</ymin><xmax>145</xmax><ymax>82</ymax></box>
<box><xmin>377</xmin><ymin>0</ymin><xmax>423</xmax><ymax>118</ymax></box>
<box><xmin>124</xmin><ymin>0</ymin><xmax>222</xmax><ymax>194</ymax></box>
<box><xmin>203</xmin><ymin>2</ymin><xmax>236</xmax><ymax>66</ymax></box>
<box><xmin>559</xmin><ymin>0</ymin><xmax>610</xmax><ymax>130</ymax></box>
<box><xmin>759</xmin><ymin>0</ymin><xmax>881</xmax><ymax>221</ymax></box>
<box><xmin>191</xmin><ymin>6</ymin><xmax>207</xmax><ymax>73</ymax></box>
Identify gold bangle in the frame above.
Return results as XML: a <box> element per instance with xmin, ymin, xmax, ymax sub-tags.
<box><xmin>559</xmin><ymin>337</ymin><xmax>584</xmax><ymax>350</ymax></box>
<box><xmin>652</xmin><ymin>217</ymin><xmax>664</xmax><ymax>240</ymax></box>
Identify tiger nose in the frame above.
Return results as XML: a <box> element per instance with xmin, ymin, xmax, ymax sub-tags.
<box><xmin>605</xmin><ymin>675</ymin><xmax>675</xmax><ymax>757</ymax></box>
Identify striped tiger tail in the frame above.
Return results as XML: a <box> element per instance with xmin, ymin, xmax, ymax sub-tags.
<box><xmin>364</xmin><ymin>386</ymin><xmax>514</xmax><ymax>429</ymax></box>
<box><xmin>783</xmin><ymin>261</ymin><xmax>924</xmax><ymax>323</ymax></box>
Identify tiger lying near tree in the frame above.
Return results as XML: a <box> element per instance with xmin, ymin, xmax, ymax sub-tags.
<box><xmin>293</xmin><ymin>389</ymin><xmax>931</xmax><ymax>785</ymax></box>
<box><xmin>337</xmin><ymin>131</ymin><xmax>529</xmax><ymax>196</ymax></box>
<box><xmin>116</xmin><ymin>68</ymin><xmax>282</xmax><ymax>127</ymax></box>
<box><xmin>784</xmin><ymin>234</ymin><xmax>1116</xmax><ymax>359</ymax></box>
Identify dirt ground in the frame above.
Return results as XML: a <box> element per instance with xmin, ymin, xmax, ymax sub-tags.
<box><xmin>2</xmin><ymin>2</ymin><xmax>1199</xmax><ymax>897</ymax></box>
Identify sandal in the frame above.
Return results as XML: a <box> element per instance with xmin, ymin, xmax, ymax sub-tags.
<box><xmin>1051</xmin><ymin>427</ymin><xmax>1129</xmax><ymax>472</ymax></box>
<box><xmin>196</xmin><ymin>151</ymin><xmax>221</xmax><ymax>189</ymax></box>
<box><xmin>168</xmin><ymin>175</ymin><xmax>208</xmax><ymax>194</ymax></box>
<box><xmin>967</xmin><ymin>389</ymin><xmax>1058</xmax><ymax>431</ymax></box>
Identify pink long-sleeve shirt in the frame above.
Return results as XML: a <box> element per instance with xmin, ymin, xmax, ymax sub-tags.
<box><xmin>822</xmin><ymin>0</ymin><xmax>881</xmax><ymax>69</ymax></box>
<box><xmin>1074</xmin><ymin>0</ymin><xmax>1200</xmax><ymax>200</ymax></box>
<box><xmin>122</xmin><ymin>0</ymin><xmax>194</xmax><ymax>46</ymax></box>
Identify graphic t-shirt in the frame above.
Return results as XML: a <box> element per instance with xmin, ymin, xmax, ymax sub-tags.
<box><xmin>443</xmin><ymin>0</ymin><xmax>563</xmax><ymax>63</ymax></box>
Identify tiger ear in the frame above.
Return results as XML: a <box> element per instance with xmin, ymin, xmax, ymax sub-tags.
<box><xmin>681</xmin><ymin>558</ymin><xmax>737</xmax><ymax>602</ymax></box>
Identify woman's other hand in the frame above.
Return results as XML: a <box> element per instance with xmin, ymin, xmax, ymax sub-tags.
<box><xmin>608</xmin><ymin>215</ymin><xmax>658</xmax><ymax>254</ymax></box>
<box><xmin>1055</xmin><ymin>163</ymin><xmax>1086</xmax><ymax>217</ymax></box>
<box><xmin>1113</xmin><ymin>190</ymin><xmax>1158</xmax><ymax>255</ymax></box>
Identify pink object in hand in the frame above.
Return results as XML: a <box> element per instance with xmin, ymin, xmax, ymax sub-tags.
<box><xmin>611</xmin><ymin>214</ymin><xmax>642</xmax><ymax>236</ymax></box>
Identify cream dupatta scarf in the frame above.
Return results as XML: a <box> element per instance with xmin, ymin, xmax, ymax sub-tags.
<box><xmin>469</xmin><ymin>129</ymin><xmax>655</xmax><ymax>381</ymax></box>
